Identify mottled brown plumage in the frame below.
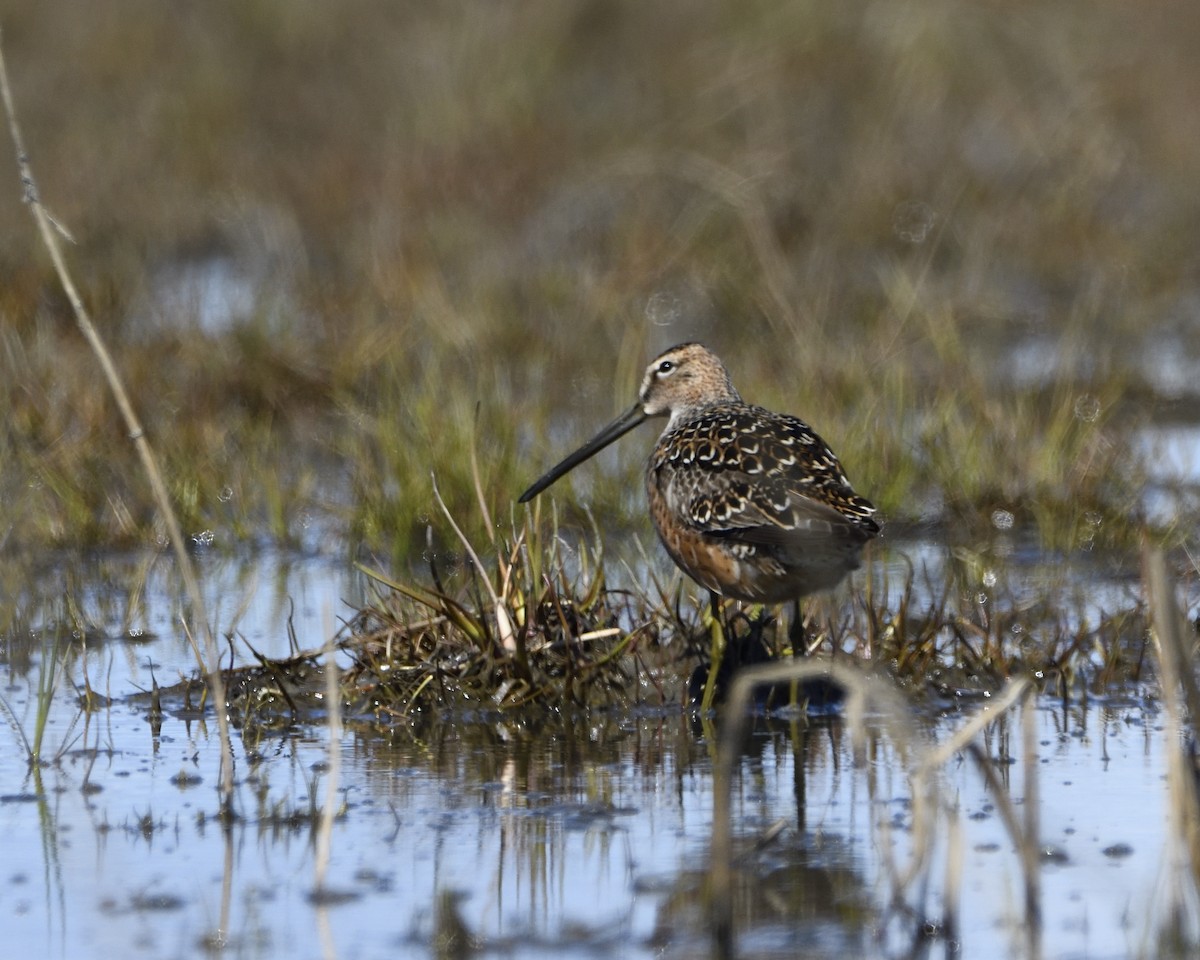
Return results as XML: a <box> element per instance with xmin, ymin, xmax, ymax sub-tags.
<box><xmin>519</xmin><ymin>342</ymin><xmax>878</xmax><ymax>603</ymax></box>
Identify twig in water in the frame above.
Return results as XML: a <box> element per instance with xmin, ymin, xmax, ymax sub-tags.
<box><xmin>1146</xmin><ymin>546</ymin><xmax>1200</xmax><ymax>931</ymax></box>
<box><xmin>312</xmin><ymin>615</ymin><xmax>342</xmax><ymax>897</ymax></box>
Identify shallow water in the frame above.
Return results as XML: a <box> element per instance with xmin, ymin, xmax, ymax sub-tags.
<box><xmin>0</xmin><ymin>548</ymin><xmax>1190</xmax><ymax>959</ymax></box>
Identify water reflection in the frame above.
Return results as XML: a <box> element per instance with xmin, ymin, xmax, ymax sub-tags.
<box><xmin>0</xmin><ymin>548</ymin><xmax>1192</xmax><ymax>958</ymax></box>
<box><xmin>0</xmin><ymin>650</ymin><xmax>1182</xmax><ymax>960</ymax></box>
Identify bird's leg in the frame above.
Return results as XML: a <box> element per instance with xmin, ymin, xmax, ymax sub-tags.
<box><xmin>700</xmin><ymin>591</ymin><xmax>726</xmax><ymax>712</ymax></box>
<box><xmin>787</xmin><ymin>598</ymin><xmax>807</xmax><ymax>656</ymax></box>
<box><xmin>752</xmin><ymin>605</ymin><xmax>774</xmax><ymax>658</ymax></box>
<box><xmin>785</xmin><ymin>598</ymin><xmax>807</xmax><ymax>711</ymax></box>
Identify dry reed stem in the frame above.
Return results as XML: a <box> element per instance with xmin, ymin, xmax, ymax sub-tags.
<box><xmin>312</xmin><ymin>621</ymin><xmax>342</xmax><ymax>896</ymax></box>
<box><xmin>1147</xmin><ymin>547</ymin><xmax>1200</xmax><ymax>731</ymax></box>
<box><xmin>942</xmin><ymin>803</ymin><xmax>964</xmax><ymax>944</ymax></box>
<box><xmin>1146</xmin><ymin>545</ymin><xmax>1200</xmax><ymax>931</ymax></box>
<box><xmin>917</xmin><ymin>677</ymin><xmax>1031</xmax><ymax>773</ymax></box>
<box><xmin>432</xmin><ymin>473</ymin><xmax>514</xmax><ymax>651</ymax></box>
<box><xmin>215</xmin><ymin>829</ymin><xmax>235</xmax><ymax>951</ymax></box>
<box><xmin>0</xmin><ymin>34</ymin><xmax>235</xmax><ymax>810</ymax></box>
<box><xmin>953</xmin><ymin>697</ymin><xmax>1042</xmax><ymax>959</ymax></box>
<box><xmin>469</xmin><ymin>403</ymin><xmax>494</xmax><ymax>535</ymax></box>
<box><xmin>1021</xmin><ymin>692</ymin><xmax>1042</xmax><ymax>959</ymax></box>
<box><xmin>315</xmin><ymin>902</ymin><xmax>338</xmax><ymax>960</ymax></box>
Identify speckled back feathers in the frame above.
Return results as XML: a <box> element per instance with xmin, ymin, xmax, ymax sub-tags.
<box><xmin>638</xmin><ymin>343</ymin><xmax>879</xmax><ymax>602</ymax></box>
<box><xmin>650</xmin><ymin>403</ymin><xmax>878</xmax><ymax>537</ymax></box>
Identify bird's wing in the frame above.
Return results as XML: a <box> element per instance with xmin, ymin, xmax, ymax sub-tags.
<box><xmin>687</xmin><ymin>472</ymin><xmax>877</xmax><ymax>549</ymax></box>
<box><xmin>658</xmin><ymin>405</ymin><xmax>880</xmax><ymax>547</ymax></box>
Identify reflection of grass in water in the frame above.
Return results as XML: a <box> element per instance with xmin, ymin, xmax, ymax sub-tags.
<box><xmin>0</xmin><ymin>627</ymin><xmax>80</xmax><ymax>766</ymax></box>
<box><xmin>0</xmin><ymin>630</ymin><xmax>79</xmax><ymax>949</ymax></box>
<box><xmin>0</xmin><ymin>555</ymin><xmax>1194</xmax><ymax>956</ymax></box>
<box><xmin>1</xmin><ymin>0</ymin><xmax>1197</xmax><ymax>558</ymax></box>
<box><xmin>708</xmin><ymin>661</ymin><xmax>1034</xmax><ymax>957</ymax></box>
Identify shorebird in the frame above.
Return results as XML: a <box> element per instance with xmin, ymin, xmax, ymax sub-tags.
<box><xmin>518</xmin><ymin>342</ymin><xmax>878</xmax><ymax>703</ymax></box>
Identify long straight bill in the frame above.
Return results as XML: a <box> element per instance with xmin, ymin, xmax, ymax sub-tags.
<box><xmin>518</xmin><ymin>403</ymin><xmax>648</xmax><ymax>502</ymax></box>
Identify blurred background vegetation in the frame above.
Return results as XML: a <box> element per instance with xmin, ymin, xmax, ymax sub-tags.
<box><xmin>2</xmin><ymin>0</ymin><xmax>1199</xmax><ymax>561</ymax></box>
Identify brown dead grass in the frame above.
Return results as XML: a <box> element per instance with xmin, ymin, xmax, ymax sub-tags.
<box><xmin>2</xmin><ymin>0</ymin><xmax>1199</xmax><ymax>558</ymax></box>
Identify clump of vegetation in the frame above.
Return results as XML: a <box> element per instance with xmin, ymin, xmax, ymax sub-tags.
<box><xmin>315</xmin><ymin>515</ymin><xmax>1167</xmax><ymax>719</ymax></box>
<box><xmin>341</xmin><ymin>499</ymin><xmax>674</xmax><ymax>715</ymax></box>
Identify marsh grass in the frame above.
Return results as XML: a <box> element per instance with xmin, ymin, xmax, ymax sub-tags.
<box><xmin>851</xmin><ymin>550</ymin><xmax>1156</xmax><ymax>699</ymax></box>
<box><xmin>2</xmin><ymin>1</ymin><xmax>1199</xmax><ymax>563</ymax></box>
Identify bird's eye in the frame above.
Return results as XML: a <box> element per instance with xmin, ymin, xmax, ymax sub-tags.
<box><xmin>657</xmin><ymin>360</ymin><xmax>676</xmax><ymax>376</ymax></box>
